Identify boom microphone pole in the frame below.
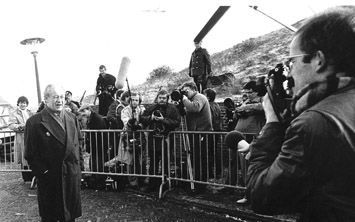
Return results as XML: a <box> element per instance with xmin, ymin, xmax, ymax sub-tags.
<box><xmin>249</xmin><ymin>5</ymin><xmax>297</xmax><ymax>33</ymax></box>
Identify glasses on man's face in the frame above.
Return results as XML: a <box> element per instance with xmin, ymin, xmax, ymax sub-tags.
<box><xmin>51</xmin><ymin>95</ymin><xmax>65</xmax><ymax>101</ymax></box>
<box><xmin>284</xmin><ymin>53</ymin><xmax>311</xmax><ymax>71</ymax></box>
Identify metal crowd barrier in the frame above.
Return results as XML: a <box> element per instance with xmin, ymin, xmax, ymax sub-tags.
<box><xmin>0</xmin><ymin>130</ymin><xmax>24</xmax><ymax>171</ymax></box>
<box><xmin>0</xmin><ymin>129</ymin><xmax>253</xmax><ymax>199</ymax></box>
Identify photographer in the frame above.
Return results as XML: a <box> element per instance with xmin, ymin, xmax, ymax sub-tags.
<box><xmin>140</xmin><ymin>89</ymin><xmax>180</xmax><ymax>191</ymax></box>
<box><xmin>180</xmin><ymin>82</ymin><xmax>212</xmax><ymax>191</ymax></box>
<box><xmin>77</xmin><ymin>104</ymin><xmax>108</xmax><ymax>189</ymax></box>
<box><xmin>119</xmin><ymin>92</ymin><xmax>146</xmax><ymax>189</ymax></box>
<box><xmin>247</xmin><ymin>6</ymin><xmax>355</xmax><ymax>221</ymax></box>
<box><xmin>225</xmin><ymin>80</ymin><xmax>265</xmax><ymax>204</ymax></box>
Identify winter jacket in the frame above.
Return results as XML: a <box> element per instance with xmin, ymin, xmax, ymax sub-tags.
<box><xmin>247</xmin><ymin>84</ymin><xmax>355</xmax><ymax>221</ymax></box>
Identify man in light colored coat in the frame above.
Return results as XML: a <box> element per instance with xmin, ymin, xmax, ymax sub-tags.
<box><xmin>9</xmin><ymin>96</ymin><xmax>34</xmax><ymax>181</ymax></box>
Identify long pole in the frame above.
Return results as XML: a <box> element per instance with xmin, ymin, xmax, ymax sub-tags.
<box><xmin>31</xmin><ymin>51</ymin><xmax>42</xmax><ymax>104</ymax></box>
<box><xmin>249</xmin><ymin>5</ymin><xmax>297</xmax><ymax>33</ymax></box>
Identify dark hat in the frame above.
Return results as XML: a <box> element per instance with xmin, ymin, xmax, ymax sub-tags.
<box><xmin>99</xmin><ymin>65</ymin><xmax>106</xmax><ymax>70</ymax></box>
<box><xmin>243</xmin><ymin>80</ymin><xmax>256</xmax><ymax>90</ymax></box>
<box><xmin>224</xmin><ymin>131</ymin><xmax>246</xmax><ymax>149</ymax></box>
<box><xmin>65</xmin><ymin>90</ymin><xmax>72</xmax><ymax>96</ymax></box>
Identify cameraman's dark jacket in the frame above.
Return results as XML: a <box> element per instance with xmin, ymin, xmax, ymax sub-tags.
<box><xmin>188</xmin><ymin>47</ymin><xmax>211</xmax><ymax>78</ymax></box>
<box><xmin>140</xmin><ymin>103</ymin><xmax>180</xmax><ymax>136</ymax></box>
<box><xmin>247</xmin><ymin>80</ymin><xmax>355</xmax><ymax>221</ymax></box>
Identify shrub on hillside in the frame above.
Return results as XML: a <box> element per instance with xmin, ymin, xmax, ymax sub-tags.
<box><xmin>147</xmin><ymin>65</ymin><xmax>174</xmax><ymax>81</ymax></box>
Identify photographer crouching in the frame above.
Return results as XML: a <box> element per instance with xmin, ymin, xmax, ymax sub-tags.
<box><xmin>247</xmin><ymin>6</ymin><xmax>355</xmax><ymax>221</ymax></box>
<box><xmin>140</xmin><ymin>89</ymin><xmax>181</xmax><ymax>191</ymax></box>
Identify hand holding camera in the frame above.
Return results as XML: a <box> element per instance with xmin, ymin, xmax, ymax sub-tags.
<box><xmin>152</xmin><ymin>110</ymin><xmax>163</xmax><ymax>121</ymax></box>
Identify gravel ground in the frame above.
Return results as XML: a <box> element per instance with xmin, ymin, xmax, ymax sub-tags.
<box><xmin>0</xmin><ymin>172</ymin><xmax>236</xmax><ymax>222</ymax></box>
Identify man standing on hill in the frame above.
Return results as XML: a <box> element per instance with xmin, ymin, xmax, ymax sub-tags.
<box><xmin>189</xmin><ymin>41</ymin><xmax>212</xmax><ymax>93</ymax></box>
<box><xmin>96</xmin><ymin>65</ymin><xmax>117</xmax><ymax>116</ymax></box>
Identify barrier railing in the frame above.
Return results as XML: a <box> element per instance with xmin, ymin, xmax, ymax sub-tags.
<box><xmin>0</xmin><ymin>129</ymin><xmax>252</xmax><ymax>198</ymax></box>
<box><xmin>167</xmin><ymin>130</ymin><xmax>248</xmax><ymax>191</ymax></box>
<box><xmin>0</xmin><ymin>130</ymin><xmax>24</xmax><ymax>171</ymax></box>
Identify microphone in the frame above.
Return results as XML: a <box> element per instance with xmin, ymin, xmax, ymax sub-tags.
<box><xmin>115</xmin><ymin>57</ymin><xmax>131</xmax><ymax>89</ymax></box>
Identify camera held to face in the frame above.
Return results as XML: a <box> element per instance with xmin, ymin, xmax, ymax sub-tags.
<box><xmin>170</xmin><ymin>89</ymin><xmax>187</xmax><ymax>116</ymax></box>
<box><xmin>255</xmin><ymin>63</ymin><xmax>294</xmax><ymax>122</ymax></box>
<box><xmin>170</xmin><ymin>89</ymin><xmax>187</xmax><ymax>102</ymax></box>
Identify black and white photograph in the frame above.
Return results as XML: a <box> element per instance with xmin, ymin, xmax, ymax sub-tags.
<box><xmin>0</xmin><ymin>0</ymin><xmax>354</xmax><ymax>221</ymax></box>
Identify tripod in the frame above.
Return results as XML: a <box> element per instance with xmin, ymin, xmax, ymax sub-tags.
<box><xmin>180</xmin><ymin>115</ymin><xmax>195</xmax><ymax>190</ymax></box>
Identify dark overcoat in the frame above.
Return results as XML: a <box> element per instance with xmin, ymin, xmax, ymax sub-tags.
<box><xmin>24</xmin><ymin>108</ymin><xmax>83</xmax><ymax>221</ymax></box>
<box><xmin>188</xmin><ymin>47</ymin><xmax>211</xmax><ymax>78</ymax></box>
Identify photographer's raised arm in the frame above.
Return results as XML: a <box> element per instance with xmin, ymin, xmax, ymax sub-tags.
<box><xmin>182</xmin><ymin>94</ymin><xmax>206</xmax><ymax>112</ymax></box>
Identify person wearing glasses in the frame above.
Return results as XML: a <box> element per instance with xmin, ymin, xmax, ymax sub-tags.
<box><xmin>25</xmin><ymin>84</ymin><xmax>84</xmax><ymax>222</ymax></box>
<box><xmin>247</xmin><ymin>6</ymin><xmax>355</xmax><ymax>221</ymax></box>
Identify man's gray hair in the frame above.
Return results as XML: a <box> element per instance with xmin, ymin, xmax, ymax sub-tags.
<box><xmin>43</xmin><ymin>84</ymin><xmax>65</xmax><ymax>99</ymax></box>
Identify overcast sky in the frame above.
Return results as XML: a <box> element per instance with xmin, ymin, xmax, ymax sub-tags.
<box><xmin>0</xmin><ymin>0</ymin><xmax>352</xmax><ymax>106</ymax></box>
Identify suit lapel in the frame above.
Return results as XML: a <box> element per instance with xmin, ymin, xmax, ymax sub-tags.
<box><xmin>41</xmin><ymin>109</ymin><xmax>66</xmax><ymax>146</ymax></box>
<box><xmin>63</xmin><ymin>111</ymin><xmax>76</xmax><ymax>158</ymax></box>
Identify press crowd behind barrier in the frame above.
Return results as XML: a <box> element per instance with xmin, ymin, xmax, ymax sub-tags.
<box><xmin>0</xmin><ymin>129</ymin><xmax>254</xmax><ymax>198</ymax></box>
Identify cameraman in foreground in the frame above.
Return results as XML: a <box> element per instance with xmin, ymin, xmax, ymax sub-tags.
<box><xmin>247</xmin><ymin>6</ymin><xmax>355</xmax><ymax>221</ymax></box>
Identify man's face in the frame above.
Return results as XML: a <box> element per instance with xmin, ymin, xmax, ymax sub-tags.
<box><xmin>194</xmin><ymin>42</ymin><xmax>201</xmax><ymax>49</ymax></box>
<box><xmin>78</xmin><ymin>110</ymin><xmax>90</xmax><ymax>128</ymax></box>
<box><xmin>79</xmin><ymin>109</ymin><xmax>91</xmax><ymax>119</ymax></box>
<box><xmin>130</xmin><ymin>95</ymin><xmax>139</xmax><ymax>108</ymax></box>
<box><xmin>182</xmin><ymin>87</ymin><xmax>194</xmax><ymax>99</ymax></box>
<box><xmin>65</xmin><ymin>92</ymin><xmax>72</xmax><ymax>102</ymax></box>
<box><xmin>157</xmin><ymin>94</ymin><xmax>168</xmax><ymax>105</ymax></box>
<box><xmin>288</xmin><ymin>36</ymin><xmax>315</xmax><ymax>93</ymax></box>
<box><xmin>242</xmin><ymin>89</ymin><xmax>257</xmax><ymax>101</ymax></box>
<box><xmin>45</xmin><ymin>87</ymin><xmax>65</xmax><ymax>112</ymax></box>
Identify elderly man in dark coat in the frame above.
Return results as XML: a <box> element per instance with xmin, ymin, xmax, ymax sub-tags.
<box><xmin>25</xmin><ymin>84</ymin><xmax>84</xmax><ymax>222</ymax></box>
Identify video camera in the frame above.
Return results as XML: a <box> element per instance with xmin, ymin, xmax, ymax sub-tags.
<box><xmin>254</xmin><ymin>63</ymin><xmax>294</xmax><ymax>122</ymax></box>
<box><xmin>170</xmin><ymin>89</ymin><xmax>187</xmax><ymax>102</ymax></box>
<box><xmin>170</xmin><ymin>89</ymin><xmax>188</xmax><ymax>116</ymax></box>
